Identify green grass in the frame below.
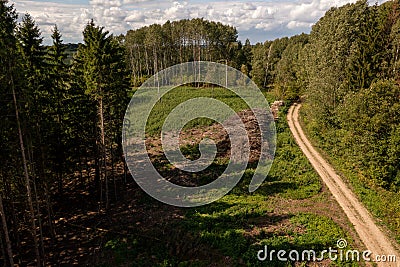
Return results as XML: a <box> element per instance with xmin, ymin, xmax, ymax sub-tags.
<box><xmin>100</xmin><ymin>89</ymin><xmax>361</xmax><ymax>266</ymax></box>
<box><xmin>145</xmin><ymin>86</ymin><xmax>252</xmax><ymax>136</ymax></box>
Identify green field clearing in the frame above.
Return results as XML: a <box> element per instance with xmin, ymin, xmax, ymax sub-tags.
<box><xmin>99</xmin><ymin>87</ymin><xmax>361</xmax><ymax>267</ymax></box>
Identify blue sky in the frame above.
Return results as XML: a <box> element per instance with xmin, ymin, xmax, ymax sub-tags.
<box><xmin>11</xmin><ymin>0</ymin><xmax>387</xmax><ymax>44</ymax></box>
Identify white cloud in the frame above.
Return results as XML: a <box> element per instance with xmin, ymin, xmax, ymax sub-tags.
<box><xmin>251</xmin><ymin>6</ymin><xmax>275</xmax><ymax>19</ymax></box>
<box><xmin>125</xmin><ymin>11</ymin><xmax>146</xmax><ymax>22</ymax></box>
<box><xmin>243</xmin><ymin>3</ymin><xmax>256</xmax><ymax>11</ymax></box>
<box><xmin>10</xmin><ymin>0</ymin><xmax>390</xmax><ymax>45</ymax></box>
<box><xmin>90</xmin><ymin>0</ymin><xmax>122</xmax><ymax>7</ymax></box>
<box><xmin>256</xmin><ymin>21</ymin><xmax>278</xmax><ymax>31</ymax></box>
<box><xmin>287</xmin><ymin>20</ymin><xmax>313</xmax><ymax>30</ymax></box>
<box><xmin>164</xmin><ymin>1</ymin><xmax>189</xmax><ymax>20</ymax></box>
<box><xmin>122</xmin><ymin>0</ymin><xmax>164</xmax><ymax>4</ymax></box>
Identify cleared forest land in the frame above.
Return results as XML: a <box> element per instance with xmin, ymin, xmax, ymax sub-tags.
<box><xmin>68</xmin><ymin>87</ymin><xmax>364</xmax><ymax>266</ymax></box>
<box><xmin>3</xmin><ymin>86</ymin><xmax>368</xmax><ymax>266</ymax></box>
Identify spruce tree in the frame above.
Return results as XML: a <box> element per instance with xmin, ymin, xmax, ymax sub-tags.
<box><xmin>16</xmin><ymin>13</ymin><xmax>48</xmax><ymax>265</ymax></box>
<box><xmin>0</xmin><ymin>3</ymin><xmax>18</xmax><ymax>265</ymax></box>
<box><xmin>75</xmin><ymin>20</ymin><xmax>128</xmax><ymax>209</ymax></box>
<box><xmin>46</xmin><ymin>25</ymin><xmax>68</xmax><ymax>194</ymax></box>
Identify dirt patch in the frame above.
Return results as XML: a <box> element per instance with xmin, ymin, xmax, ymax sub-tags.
<box><xmin>146</xmin><ymin>109</ymin><xmax>269</xmax><ymax>165</ymax></box>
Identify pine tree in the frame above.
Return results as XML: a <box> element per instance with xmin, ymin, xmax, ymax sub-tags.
<box><xmin>0</xmin><ymin>3</ymin><xmax>18</xmax><ymax>265</ymax></box>
<box><xmin>75</xmin><ymin>20</ymin><xmax>128</xmax><ymax>209</ymax></box>
<box><xmin>16</xmin><ymin>13</ymin><xmax>47</xmax><ymax>266</ymax></box>
<box><xmin>47</xmin><ymin>25</ymin><xmax>67</xmax><ymax>195</ymax></box>
<box><xmin>17</xmin><ymin>14</ymin><xmax>45</xmax><ymax>77</ymax></box>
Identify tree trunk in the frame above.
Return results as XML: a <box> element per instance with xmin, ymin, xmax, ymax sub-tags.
<box><xmin>32</xmin><ymin>176</ymin><xmax>46</xmax><ymax>265</ymax></box>
<box><xmin>0</xmin><ymin>193</ymin><xmax>14</xmax><ymax>267</ymax></box>
<box><xmin>99</xmin><ymin>96</ymin><xmax>108</xmax><ymax>210</ymax></box>
<box><xmin>153</xmin><ymin>47</ymin><xmax>160</xmax><ymax>100</ymax></box>
<box><xmin>198</xmin><ymin>43</ymin><xmax>201</xmax><ymax>87</ymax></box>
<box><xmin>44</xmin><ymin>181</ymin><xmax>56</xmax><ymax>239</ymax></box>
<box><xmin>94</xmin><ymin>149</ymin><xmax>100</xmax><ymax>195</ymax></box>
<box><xmin>394</xmin><ymin>44</ymin><xmax>399</xmax><ymax>76</ymax></box>
<box><xmin>111</xmin><ymin>143</ymin><xmax>117</xmax><ymax>201</ymax></box>
<box><xmin>10</xmin><ymin>64</ymin><xmax>41</xmax><ymax>267</ymax></box>
<box><xmin>129</xmin><ymin>46</ymin><xmax>137</xmax><ymax>86</ymax></box>
<box><xmin>145</xmin><ymin>47</ymin><xmax>150</xmax><ymax>76</ymax></box>
<box><xmin>264</xmin><ymin>44</ymin><xmax>273</xmax><ymax>88</ymax></box>
<box><xmin>138</xmin><ymin>45</ymin><xmax>143</xmax><ymax>84</ymax></box>
<box><xmin>5</xmin><ymin>177</ymin><xmax>20</xmax><ymax>263</ymax></box>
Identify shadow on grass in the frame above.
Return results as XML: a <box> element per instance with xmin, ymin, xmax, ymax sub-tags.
<box><xmin>98</xmin><ymin>196</ymin><xmax>352</xmax><ymax>267</ymax></box>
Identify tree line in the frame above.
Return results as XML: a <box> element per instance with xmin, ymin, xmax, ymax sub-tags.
<box><xmin>0</xmin><ymin>1</ymin><xmax>128</xmax><ymax>265</ymax></box>
<box><xmin>125</xmin><ymin>18</ymin><xmax>253</xmax><ymax>86</ymax></box>
<box><xmin>0</xmin><ymin>3</ymin><xmax>254</xmax><ymax>265</ymax></box>
<box><xmin>249</xmin><ymin>0</ymin><xmax>400</xmax><ymax>193</ymax></box>
<box><xmin>303</xmin><ymin>0</ymin><xmax>400</xmax><ymax>192</ymax></box>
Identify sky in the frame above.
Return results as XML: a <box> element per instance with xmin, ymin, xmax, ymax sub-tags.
<box><xmin>10</xmin><ymin>0</ymin><xmax>388</xmax><ymax>45</ymax></box>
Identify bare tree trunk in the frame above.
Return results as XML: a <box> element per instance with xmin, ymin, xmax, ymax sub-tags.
<box><xmin>264</xmin><ymin>44</ymin><xmax>273</xmax><ymax>88</ymax></box>
<box><xmin>180</xmin><ymin>41</ymin><xmax>184</xmax><ymax>83</ymax></box>
<box><xmin>5</xmin><ymin>177</ymin><xmax>20</xmax><ymax>263</ymax></box>
<box><xmin>36</xmin><ymin>126</ymin><xmax>50</xmax><ymax>265</ymax></box>
<box><xmin>129</xmin><ymin>46</ymin><xmax>137</xmax><ymax>86</ymax></box>
<box><xmin>123</xmin><ymin>159</ymin><xmax>127</xmax><ymax>185</ymax></box>
<box><xmin>32</xmin><ymin>177</ymin><xmax>46</xmax><ymax>265</ymax></box>
<box><xmin>192</xmin><ymin>39</ymin><xmax>196</xmax><ymax>87</ymax></box>
<box><xmin>163</xmin><ymin>50</ymin><xmax>168</xmax><ymax>84</ymax></box>
<box><xmin>138</xmin><ymin>45</ymin><xmax>143</xmax><ymax>84</ymax></box>
<box><xmin>56</xmin><ymin>79</ymin><xmax>64</xmax><ymax>195</ymax></box>
<box><xmin>99</xmin><ymin>96</ymin><xmax>108</xmax><ymax>210</ymax></box>
<box><xmin>394</xmin><ymin>44</ymin><xmax>399</xmax><ymax>76</ymax></box>
<box><xmin>111</xmin><ymin>143</ymin><xmax>117</xmax><ymax>202</ymax></box>
<box><xmin>198</xmin><ymin>43</ymin><xmax>201</xmax><ymax>87</ymax></box>
<box><xmin>94</xmin><ymin>149</ymin><xmax>101</xmax><ymax>198</ymax></box>
<box><xmin>10</xmin><ymin>64</ymin><xmax>41</xmax><ymax>267</ymax></box>
<box><xmin>153</xmin><ymin>47</ymin><xmax>160</xmax><ymax>101</ymax></box>
<box><xmin>145</xmin><ymin>47</ymin><xmax>150</xmax><ymax>76</ymax></box>
<box><xmin>0</xmin><ymin>231</ymin><xmax>6</xmax><ymax>266</ymax></box>
<box><xmin>0</xmin><ymin>193</ymin><xmax>14</xmax><ymax>266</ymax></box>
<box><xmin>44</xmin><ymin>182</ymin><xmax>56</xmax><ymax>239</ymax></box>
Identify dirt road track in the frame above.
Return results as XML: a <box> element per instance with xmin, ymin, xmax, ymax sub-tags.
<box><xmin>287</xmin><ymin>104</ymin><xmax>400</xmax><ymax>267</ymax></box>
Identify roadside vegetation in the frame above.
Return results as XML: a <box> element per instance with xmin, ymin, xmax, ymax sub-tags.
<box><xmin>301</xmin><ymin>106</ymin><xmax>400</xmax><ymax>245</ymax></box>
<box><xmin>297</xmin><ymin>0</ymin><xmax>400</xmax><ymax>244</ymax></box>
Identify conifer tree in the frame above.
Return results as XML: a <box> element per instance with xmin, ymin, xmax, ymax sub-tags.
<box><xmin>75</xmin><ymin>20</ymin><xmax>128</xmax><ymax>209</ymax></box>
<box><xmin>0</xmin><ymin>3</ymin><xmax>18</xmax><ymax>265</ymax></box>
<box><xmin>16</xmin><ymin>12</ymin><xmax>45</xmax><ymax>267</ymax></box>
<box><xmin>47</xmin><ymin>25</ymin><xmax>68</xmax><ymax>194</ymax></box>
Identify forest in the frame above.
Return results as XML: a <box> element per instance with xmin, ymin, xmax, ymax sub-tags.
<box><xmin>0</xmin><ymin>0</ymin><xmax>400</xmax><ymax>265</ymax></box>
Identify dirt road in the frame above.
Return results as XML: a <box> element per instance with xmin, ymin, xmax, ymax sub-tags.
<box><xmin>287</xmin><ymin>104</ymin><xmax>400</xmax><ymax>267</ymax></box>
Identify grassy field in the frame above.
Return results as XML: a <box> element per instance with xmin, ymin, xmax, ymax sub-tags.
<box><xmin>98</xmin><ymin>87</ymin><xmax>362</xmax><ymax>266</ymax></box>
<box><xmin>145</xmin><ymin>86</ymin><xmax>264</xmax><ymax>136</ymax></box>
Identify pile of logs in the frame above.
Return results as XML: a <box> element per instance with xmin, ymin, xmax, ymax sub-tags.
<box><xmin>270</xmin><ymin>101</ymin><xmax>284</xmax><ymax>120</ymax></box>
